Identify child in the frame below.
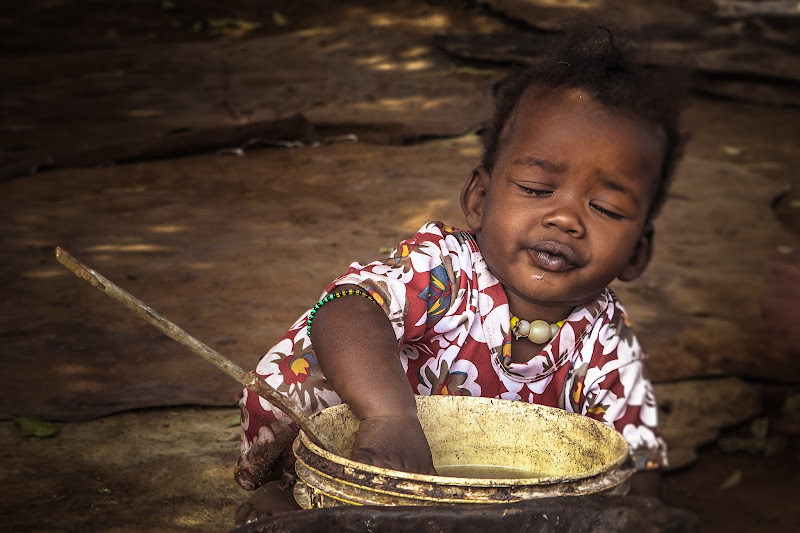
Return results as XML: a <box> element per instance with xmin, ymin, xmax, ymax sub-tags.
<box><xmin>235</xmin><ymin>25</ymin><xmax>685</xmax><ymax>497</ymax></box>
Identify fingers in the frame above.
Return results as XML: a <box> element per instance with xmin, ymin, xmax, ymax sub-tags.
<box><xmin>349</xmin><ymin>415</ymin><xmax>437</xmax><ymax>475</ymax></box>
<box><xmin>351</xmin><ymin>443</ymin><xmax>436</xmax><ymax>475</ymax></box>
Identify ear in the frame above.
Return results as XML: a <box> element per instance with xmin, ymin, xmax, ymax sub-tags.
<box><xmin>461</xmin><ymin>165</ymin><xmax>490</xmax><ymax>231</ymax></box>
<box><xmin>618</xmin><ymin>223</ymin><xmax>654</xmax><ymax>282</ymax></box>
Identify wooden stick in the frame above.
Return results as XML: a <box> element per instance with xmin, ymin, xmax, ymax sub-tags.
<box><xmin>54</xmin><ymin>247</ymin><xmax>339</xmax><ymax>455</ymax></box>
<box><xmin>1</xmin><ymin>113</ymin><xmax>320</xmax><ymax>182</ymax></box>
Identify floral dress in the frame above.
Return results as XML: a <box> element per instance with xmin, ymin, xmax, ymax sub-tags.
<box><xmin>235</xmin><ymin>221</ymin><xmax>667</xmax><ymax>490</ymax></box>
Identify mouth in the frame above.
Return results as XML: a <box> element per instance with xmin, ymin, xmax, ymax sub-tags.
<box><xmin>530</xmin><ymin>241</ymin><xmax>581</xmax><ymax>272</ymax></box>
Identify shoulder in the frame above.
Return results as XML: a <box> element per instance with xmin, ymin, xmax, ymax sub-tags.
<box><xmin>404</xmin><ymin>221</ymin><xmax>475</xmax><ymax>246</ymax></box>
<box><xmin>605</xmin><ymin>289</ymin><xmax>639</xmax><ymax>339</ymax></box>
<box><xmin>389</xmin><ymin>221</ymin><xmax>478</xmax><ymax>262</ymax></box>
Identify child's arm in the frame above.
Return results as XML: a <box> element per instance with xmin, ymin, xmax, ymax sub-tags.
<box><xmin>309</xmin><ymin>284</ymin><xmax>437</xmax><ymax>475</ymax></box>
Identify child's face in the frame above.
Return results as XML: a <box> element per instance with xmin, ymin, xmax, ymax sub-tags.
<box><xmin>462</xmin><ymin>88</ymin><xmax>665</xmax><ymax>314</ymax></box>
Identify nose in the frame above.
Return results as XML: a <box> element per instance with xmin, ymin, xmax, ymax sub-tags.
<box><xmin>542</xmin><ymin>202</ymin><xmax>585</xmax><ymax>238</ymax></box>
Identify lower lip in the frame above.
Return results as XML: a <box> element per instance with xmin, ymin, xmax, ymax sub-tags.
<box><xmin>531</xmin><ymin>251</ymin><xmax>574</xmax><ymax>272</ymax></box>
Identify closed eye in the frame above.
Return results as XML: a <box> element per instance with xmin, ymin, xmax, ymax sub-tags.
<box><xmin>517</xmin><ymin>184</ymin><xmax>553</xmax><ymax>197</ymax></box>
<box><xmin>590</xmin><ymin>203</ymin><xmax>626</xmax><ymax>220</ymax></box>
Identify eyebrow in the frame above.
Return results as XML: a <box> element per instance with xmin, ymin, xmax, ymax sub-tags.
<box><xmin>511</xmin><ymin>156</ymin><xmax>567</xmax><ymax>174</ymax></box>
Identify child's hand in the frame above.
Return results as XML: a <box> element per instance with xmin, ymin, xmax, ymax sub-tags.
<box><xmin>351</xmin><ymin>413</ymin><xmax>437</xmax><ymax>475</ymax></box>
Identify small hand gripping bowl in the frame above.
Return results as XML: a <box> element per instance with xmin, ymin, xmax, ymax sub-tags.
<box><xmin>292</xmin><ymin>396</ymin><xmax>634</xmax><ymax>508</ymax></box>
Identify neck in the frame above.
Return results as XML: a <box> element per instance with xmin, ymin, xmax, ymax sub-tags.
<box><xmin>505</xmin><ymin>291</ymin><xmax>577</xmax><ymax>324</ymax></box>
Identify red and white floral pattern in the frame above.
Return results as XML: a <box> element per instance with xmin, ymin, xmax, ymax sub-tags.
<box><xmin>235</xmin><ymin>222</ymin><xmax>667</xmax><ymax>490</ymax></box>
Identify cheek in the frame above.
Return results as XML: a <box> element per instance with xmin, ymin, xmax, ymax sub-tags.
<box><xmin>616</xmin><ymin>231</ymin><xmax>646</xmax><ymax>264</ymax></box>
<box><xmin>596</xmin><ymin>228</ymin><xmax>639</xmax><ymax>262</ymax></box>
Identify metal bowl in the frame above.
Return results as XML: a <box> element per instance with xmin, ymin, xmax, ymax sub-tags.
<box><xmin>293</xmin><ymin>395</ymin><xmax>633</xmax><ymax>507</ymax></box>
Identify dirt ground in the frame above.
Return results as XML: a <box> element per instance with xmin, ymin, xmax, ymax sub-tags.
<box><xmin>2</xmin><ymin>1</ymin><xmax>800</xmax><ymax>532</ymax></box>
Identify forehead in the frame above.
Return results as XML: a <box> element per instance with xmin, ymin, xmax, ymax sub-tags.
<box><xmin>500</xmin><ymin>87</ymin><xmax>667</xmax><ymax>197</ymax></box>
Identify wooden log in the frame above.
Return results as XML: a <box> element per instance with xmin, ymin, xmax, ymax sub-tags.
<box><xmin>230</xmin><ymin>495</ymin><xmax>699</xmax><ymax>533</ymax></box>
<box><xmin>1</xmin><ymin>113</ymin><xmax>319</xmax><ymax>181</ymax></box>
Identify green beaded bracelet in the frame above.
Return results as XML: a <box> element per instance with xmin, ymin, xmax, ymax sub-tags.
<box><xmin>306</xmin><ymin>288</ymin><xmax>378</xmax><ymax>337</ymax></box>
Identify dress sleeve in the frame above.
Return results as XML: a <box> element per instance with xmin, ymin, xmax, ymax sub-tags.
<box><xmin>326</xmin><ymin>221</ymin><xmax>462</xmax><ymax>346</ymax></box>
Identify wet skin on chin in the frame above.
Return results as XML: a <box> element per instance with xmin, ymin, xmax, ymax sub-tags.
<box><xmin>463</xmin><ymin>88</ymin><xmax>666</xmax><ymax>323</ymax></box>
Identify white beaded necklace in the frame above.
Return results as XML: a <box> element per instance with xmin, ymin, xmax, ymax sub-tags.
<box><xmin>511</xmin><ymin>315</ymin><xmax>565</xmax><ymax>344</ymax></box>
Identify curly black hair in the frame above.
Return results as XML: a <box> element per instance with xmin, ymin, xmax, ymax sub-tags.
<box><xmin>480</xmin><ymin>24</ymin><xmax>688</xmax><ymax>220</ymax></box>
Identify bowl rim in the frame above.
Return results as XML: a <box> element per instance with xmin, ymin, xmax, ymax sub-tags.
<box><xmin>297</xmin><ymin>395</ymin><xmax>633</xmax><ymax>487</ymax></box>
